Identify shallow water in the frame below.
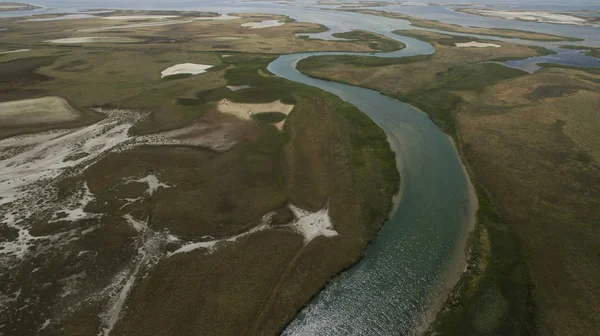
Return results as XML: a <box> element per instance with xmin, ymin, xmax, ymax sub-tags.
<box><xmin>505</xmin><ymin>47</ymin><xmax>600</xmax><ymax>72</ymax></box>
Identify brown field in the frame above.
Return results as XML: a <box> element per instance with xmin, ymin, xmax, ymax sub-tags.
<box><xmin>295</xmin><ymin>30</ymin><xmax>600</xmax><ymax>336</ymax></box>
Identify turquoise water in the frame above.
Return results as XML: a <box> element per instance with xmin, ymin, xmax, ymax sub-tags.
<box><xmin>268</xmin><ymin>37</ymin><xmax>475</xmax><ymax>335</ymax></box>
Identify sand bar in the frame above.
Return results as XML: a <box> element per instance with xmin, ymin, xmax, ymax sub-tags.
<box><xmin>241</xmin><ymin>20</ymin><xmax>284</xmax><ymax>29</ymax></box>
<box><xmin>102</xmin><ymin>15</ymin><xmax>179</xmax><ymax>20</ymax></box>
<box><xmin>161</xmin><ymin>63</ymin><xmax>214</xmax><ymax>78</ymax></box>
<box><xmin>0</xmin><ymin>48</ymin><xmax>30</xmax><ymax>54</ymax></box>
<box><xmin>455</xmin><ymin>41</ymin><xmax>500</xmax><ymax>48</ymax></box>
<box><xmin>45</xmin><ymin>37</ymin><xmax>142</xmax><ymax>44</ymax></box>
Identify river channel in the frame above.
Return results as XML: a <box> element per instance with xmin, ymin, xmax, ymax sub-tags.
<box><xmin>266</xmin><ymin>30</ymin><xmax>477</xmax><ymax>334</ymax></box>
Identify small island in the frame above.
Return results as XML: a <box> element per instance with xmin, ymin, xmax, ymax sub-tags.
<box><xmin>0</xmin><ymin>2</ymin><xmax>41</xmax><ymax>12</ymax></box>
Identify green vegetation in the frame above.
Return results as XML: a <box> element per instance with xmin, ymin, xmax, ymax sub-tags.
<box><xmin>394</xmin><ymin>30</ymin><xmax>557</xmax><ymax>60</ymax></box>
<box><xmin>298</xmin><ymin>54</ymin><xmax>430</xmax><ymax>68</ymax></box>
<box><xmin>426</xmin><ymin>186</ymin><xmax>533</xmax><ymax>335</ymax></box>
<box><xmin>538</xmin><ymin>62</ymin><xmax>600</xmax><ymax>74</ymax></box>
<box><xmin>0</xmin><ymin>11</ymin><xmax>407</xmax><ymax>336</ymax></box>
<box><xmin>110</xmin><ymin>57</ymin><xmax>398</xmax><ymax>335</ymax></box>
<box><xmin>252</xmin><ymin>112</ymin><xmax>287</xmax><ymax>123</ymax></box>
<box><xmin>524</xmin><ymin>84</ymin><xmax>584</xmax><ymax>100</ymax></box>
<box><xmin>296</xmin><ymin>34</ymin><xmax>545</xmax><ymax>335</ymax></box>
<box><xmin>398</xmin><ymin>63</ymin><xmax>525</xmax><ymax>137</ymax></box>
<box><xmin>294</xmin><ymin>23</ymin><xmax>329</xmax><ymax>34</ymax></box>
<box><xmin>531</xmin><ymin>46</ymin><xmax>558</xmax><ymax>56</ymax></box>
<box><xmin>299</xmin><ymin>56</ymin><xmax>526</xmax><ymax>138</ymax></box>
<box><xmin>560</xmin><ymin>45</ymin><xmax>600</xmax><ymax>58</ymax></box>
<box><xmin>333</xmin><ymin>30</ymin><xmax>405</xmax><ymax>52</ymax></box>
<box><xmin>161</xmin><ymin>73</ymin><xmax>193</xmax><ymax>80</ymax></box>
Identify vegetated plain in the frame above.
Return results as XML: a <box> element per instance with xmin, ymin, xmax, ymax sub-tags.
<box><xmin>0</xmin><ymin>11</ymin><xmax>399</xmax><ymax>335</ymax></box>
<box><xmin>297</xmin><ymin>28</ymin><xmax>600</xmax><ymax>336</ymax></box>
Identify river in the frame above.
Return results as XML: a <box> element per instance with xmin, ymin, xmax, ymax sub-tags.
<box><xmin>268</xmin><ymin>34</ymin><xmax>476</xmax><ymax>335</ymax></box>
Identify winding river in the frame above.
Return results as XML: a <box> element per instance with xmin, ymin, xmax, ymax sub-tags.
<box><xmin>268</xmin><ymin>37</ymin><xmax>477</xmax><ymax>335</ymax></box>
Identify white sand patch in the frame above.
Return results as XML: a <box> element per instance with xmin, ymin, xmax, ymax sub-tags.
<box><xmin>0</xmin><ymin>48</ymin><xmax>30</xmax><ymax>54</ymax></box>
<box><xmin>400</xmin><ymin>2</ymin><xmax>429</xmax><ymax>6</ymax></box>
<box><xmin>79</xmin><ymin>19</ymin><xmax>193</xmax><ymax>32</ymax></box>
<box><xmin>0</xmin><ymin>108</ymin><xmax>144</xmax><ymax>260</ymax></box>
<box><xmin>169</xmin><ymin>203</ymin><xmax>336</xmax><ymax>255</ymax></box>
<box><xmin>201</xmin><ymin>36</ymin><xmax>245</xmax><ymax>42</ymax></box>
<box><xmin>170</xmin><ymin>240</ymin><xmax>219</xmax><ymax>254</ymax></box>
<box><xmin>289</xmin><ymin>204</ymin><xmax>337</xmax><ymax>244</ymax></box>
<box><xmin>102</xmin><ymin>15</ymin><xmax>179</xmax><ymax>20</ymax></box>
<box><xmin>0</xmin><ymin>214</ymin><xmax>46</xmax><ymax>258</ymax></box>
<box><xmin>227</xmin><ymin>85</ymin><xmax>251</xmax><ymax>91</ymax></box>
<box><xmin>241</xmin><ymin>20</ymin><xmax>284</xmax><ymax>29</ymax></box>
<box><xmin>455</xmin><ymin>41</ymin><xmax>501</xmax><ymax>48</ymax></box>
<box><xmin>0</xmin><ymin>96</ymin><xmax>80</xmax><ymax>126</ymax></box>
<box><xmin>0</xmin><ymin>129</ymin><xmax>70</xmax><ymax>148</ymax></box>
<box><xmin>461</xmin><ymin>9</ymin><xmax>596</xmax><ymax>27</ymax></box>
<box><xmin>119</xmin><ymin>197</ymin><xmax>141</xmax><ymax>210</ymax></box>
<box><xmin>169</xmin><ymin>212</ymin><xmax>275</xmax><ymax>256</ymax></box>
<box><xmin>123</xmin><ymin>214</ymin><xmax>146</xmax><ymax>232</ymax></box>
<box><xmin>128</xmin><ymin>174</ymin><xmax>170</xmax><ymax>196</ymax></box>
<box><xmin>98</xmin><ymin>222</ymin><xmax>169</xmax><ymax>336</ymax></box>
<box><xmin>45</xmin><ymin>37</ymin><xmax>142</xmax><ymax>44</ymax></box>
<box><xmin>196</xmin><ymin>14</ymin><xmax>241</xmax><ymax>21</ymax></box>
<box><xmin>222</xmin><ymin>54</ymin><xmax>233</xmax><ymax>58</ymax></box>
<box><xmin>160</xmin><ymin>63</ymin><xmax>213</xmax><ymax>78</ymax></box>
<box><xmin>50</xmin><ymin>183</ymin><xmax>97</xmax><ymax>222</ymax></box>
<box><xmin>217</xmin><ymin>99</ymin><xmax>294</xmax><ymax>130</ymax></box>
<box><xmin>37</xmin><ymin>319</ymin><xmax>51</xmax><ymax>331</ymax></box>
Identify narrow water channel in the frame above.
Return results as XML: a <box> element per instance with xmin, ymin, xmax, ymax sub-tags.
<box><xmin>268</xmin><ymin>36</ymin><xmax>477</xmax><ymax>335</ymax></box>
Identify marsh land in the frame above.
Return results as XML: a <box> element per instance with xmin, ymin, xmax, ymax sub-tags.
<box><xmin>0</xmin><ymin>9</ymin><xmax>401</xmax><ymax>335</ymax></box>
<box><xmin>1</xmin><ymin>3</ymin><xmax>599</xmax><ymax>336</ymax></box>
